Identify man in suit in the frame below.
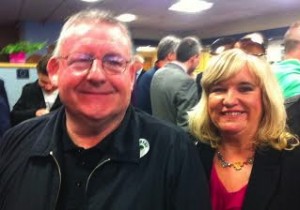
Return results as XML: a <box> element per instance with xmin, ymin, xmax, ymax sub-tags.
<box><xmin>150</xmin><ymin>36</ymin><xmax>201</xmax><ymax>130</ymax></box>
<box><xmin>11</xmin><ymin>54</ymin><xmax>62</xmax><ymax>126</ymax></box>
<box><xmin>131</xmin><ymin>54</ymin><xmax>146</xmax><ymax>106</ymax></box>
<box><xmin>135</xmin><ymin>35</ymin><xmax>181</xmax><ymax>114</ymax></box>
<box><xmin>0</xmin><ymin>78</ymin><xmax>10</xmax><ymax>137</ymax></box>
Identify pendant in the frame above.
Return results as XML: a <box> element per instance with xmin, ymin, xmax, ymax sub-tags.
<box><xmin>232</xmin><ymin>162</ymin><xmax>244</xmax><ymax>171</ymax></box>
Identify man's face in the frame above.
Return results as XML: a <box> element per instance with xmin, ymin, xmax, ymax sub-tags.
<box><xmin>48</xmin><ymin>23</ymin><xmax>135</xmax><ymax>122</ymax></box>
<box><xmin>38</xmin><ymin>73</ymin><xmax>56</xmax><ymax>93</ymax></box>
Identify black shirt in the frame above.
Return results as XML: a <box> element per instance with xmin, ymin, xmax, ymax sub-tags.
<box><xmin>57</xmin><ymin>121</ymin><xmax>112</xmax><ymax>210</ymax></box>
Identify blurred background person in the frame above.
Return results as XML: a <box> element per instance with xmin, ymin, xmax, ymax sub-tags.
<box><xmin>234</xmin><ymin>32</ymin><xmax>267</xmax><ymax>57</ymax></box>
<box><xmin>272</xmin><ymin>20</ymin><xmax>300</xmax><ymax>137</ymax></box>
<box><xmin>0</xmin><ymin>78</ymin><xmax>10</xmax><ymax>137</ymax></box>
<box><xmin>131</xmin><ymin>54</ymin><xmax>146</xmax><ymax>106</ymax></box>
<box><xmin>135</xmin><ymin>35</ymin><xmax>181</xmax><ymax>114</ymax></box>
<box><xmin>10</xmin><ymin>54</ymin><xmax>62</xmax><ymax>125</ymax></box>
<box><xmin>189</xmin><ymin>49</ymin><xmax>300</xmax><ymax>210</ymax></box>
<box><xmin>151</xmin><ymin>36</ymin><xmax>201</xmax><ymax>130</ymax></box>
<box><xmin>273</xmin><ymin>21</ymin><xmax>300</xmax><ymax>99</ymax></box>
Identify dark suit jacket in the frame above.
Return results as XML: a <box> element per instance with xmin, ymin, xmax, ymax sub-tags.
<box><xmin>197</xmin><ymin>142</ymin><xmax>300</xmax><ymax>210</ymax></box>
<box><xmin>11</xmin><ymin>80</ymin><xmax>62</xmax><ymax>126</ymax></box>
<box><xmin>0</xmin><ymin>79</ymin><xmax>10</xmax><ymax>137</ymax></box>
<box><xmin>131</xmin><ymin>69</ymin><xmax>146</xmax><ymax>106</ymax></box>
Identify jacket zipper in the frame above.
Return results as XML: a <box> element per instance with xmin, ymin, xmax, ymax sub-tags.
<box><xmin>50</xmin><ymin>151</ymin><xmax>62</xmax><ymax>210</ymax></box>
<box><xmin>85</xmin><ymin>158</ymin><xmax>111</xmax><ymax>193</ymax></box>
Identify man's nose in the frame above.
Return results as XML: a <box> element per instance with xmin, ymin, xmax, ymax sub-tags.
<box><xmin>86</xmin><ymin>59</ymin><xmax>106</xmax><ymax>81</ymax></box>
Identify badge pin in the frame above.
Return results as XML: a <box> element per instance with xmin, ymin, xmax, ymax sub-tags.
<box><xmin>139</xmin><ymin>138</ymin><xmax>150</xmax><ymax>158</ymax></box>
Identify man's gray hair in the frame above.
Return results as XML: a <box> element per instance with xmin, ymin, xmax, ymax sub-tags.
<box><xmin>53</xmin><ymin>9</ymin><xmax>132</xmax><ymax>57</ymax></box>
<box><xmin>157</xmin><ymin>35</ymin><xmax>181</xmax><ymax>61</ymax></box>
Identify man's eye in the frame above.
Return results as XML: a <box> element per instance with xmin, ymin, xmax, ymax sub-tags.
<box><xmin>106</xmin><ymin>60</ymin><xmax>123</xmax><ymax>67</ymax></box>
<box><xmin>68</xmin><ymin>57</ymin><xmax>92</xmax><ymax>65</ymax></box>
<box><xmin>103</xmin><ymin>54</ymin><xmax>125</xmax><ymax>67</ymax></box>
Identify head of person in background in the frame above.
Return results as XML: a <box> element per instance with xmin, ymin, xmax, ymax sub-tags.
<box><xmin>210</xmin><ymin>37</ymin><xmax>236</xmax><ymax>56</ymax></box>
<box><xmin>157</xmin><ymin>35</ymin><xmax>181</xmax><ymax>67</ymax></box>
<box><xmin>132</xmin><ymin>54</ymin><xmax>145</xmax><ymax>80</ymax></box>
<box><xmin>37</xmin><ymin>54</ymin><xmax>57</xmax><ymax>94</ymax></box>
<box><xmin>189</xmin><ymin>48</ymin><xmax>299</xmax><ymax>209</ymax></box>
<box><xmin>234</xmin><ymin>32</ymin><xmax>267</xmax><ymax>57</ymax></box>
<box><xmin>282</xmin><ymin>21</ymin><xmax>300</xmax><ymax>60</ymax></box>
<box><xmin>176</xmin><ymin>36</ymin><xmax>202</xmax><ymax>76</ymax></box>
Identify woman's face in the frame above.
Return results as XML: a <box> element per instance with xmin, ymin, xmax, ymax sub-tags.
<box><xmin>207</xmin><ymin>67</ymin><xmax>263</xmax><ymax>138</ymax></box>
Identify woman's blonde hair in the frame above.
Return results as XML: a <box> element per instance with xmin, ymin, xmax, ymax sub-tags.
<box><xmin>188</xmin><ymin>49</ymin><xmax>298</xmax><ymax>150</ymax></box>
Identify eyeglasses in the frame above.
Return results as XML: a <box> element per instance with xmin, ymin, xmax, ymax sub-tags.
<box><xmin>59</xmin><ymin>53</ymin><xmax>131</xmax><ymax>75</ymax></box>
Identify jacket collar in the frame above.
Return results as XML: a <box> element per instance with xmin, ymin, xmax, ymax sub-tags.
<box><xmin>197</xmin><ymin>143</ymin><xmax>282</xmax><ymax>210</ymax></box>
<box><xmin>243</xmin><ymin>147</ymin><xmax>281</xmax><ymax>210</ymax></box>
<box><xmin>30</xmin><ymin>106</ymin><xmax>141</xmax><ymax>163</ymax></box>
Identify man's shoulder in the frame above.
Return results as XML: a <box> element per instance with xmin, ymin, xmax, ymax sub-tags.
<box><xmin>2</xmin><ymin>110</ymin><xmax>60</xmax><ymax>151</ymax></box>
<box><xmin>22</xmin><ymin>80</ymin><xmax>39</xmax><ymax>90</ymax></box>
<box><xmin>134</xmin><ymin>109</ymin><xmax>190</xmax><ymax>139</ymax></box>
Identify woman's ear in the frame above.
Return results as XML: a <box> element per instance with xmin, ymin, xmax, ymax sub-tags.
<box><xmin>47</xmin><ymin>58</ymin><xmax>60</xmax><ymax>86</ymax></box>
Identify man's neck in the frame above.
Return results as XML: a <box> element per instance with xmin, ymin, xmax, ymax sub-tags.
<box><xmin>65</xmin><ymin>111</ymin><xmax>125</xmax><ymax>149</ymax></box>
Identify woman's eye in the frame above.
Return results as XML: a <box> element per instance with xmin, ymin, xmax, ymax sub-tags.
<box><xmin>239</xmin><ymin>85</ymin><xmax>254</xmax><ymax>92</ymax></box>
<box><xmin>210</xmin><ymin>86</ymin><xmax>225</xmax><ymax>93</ymax></box>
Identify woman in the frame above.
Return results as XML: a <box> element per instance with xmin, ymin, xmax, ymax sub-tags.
<box><xmin>189</xmin><ymin>49</ymin><xmax>300</xmax><ymax>210</ymax></box>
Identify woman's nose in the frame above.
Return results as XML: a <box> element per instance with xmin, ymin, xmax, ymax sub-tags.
<box><xmin>222</xmin><ymin>90</ymin><xmax>238</xmax><ymax>106</ymax></box>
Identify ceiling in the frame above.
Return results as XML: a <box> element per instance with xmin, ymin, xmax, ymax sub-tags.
<box><xmin>1</xmin><ymin>0</ymin><xmax>300</xmax><ymax>41</ymax></box>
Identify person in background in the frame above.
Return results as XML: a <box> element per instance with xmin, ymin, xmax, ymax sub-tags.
<box><xmin>189</xmin><ymin>49</ymin><xmax>300</xmax><ymax>210</ymax></box>
<box><xmin>10</xmin><ymin>54</ymin><xmax>62</xmax><ymax>125</ymax></box>
<box><xmin>133</xmin><ymin>54</ymin><xmax>146</xmax><ymax>81</ymax></box>
<box><xmin>151</xmin><ymin>36</ymin><xmax>201</xmax><ymax>130</ymax></box>
<box><xmin>272</xmin><ymin>21</ymin><xmax>300</xmax><ymax>137</ymax></box>
<box><xmin>135</xmin><ymin>35</ymin><xmax>181</xmax><ymax>114</ymax></box>
<box><xmin>234</xmin><ymin>32</ymin><xmax>267</xmax><ymax>57</ymax></box>
<box><xmin>0</xmin><ymin>78</ymin><xmax>10</xmax><ymax>137</ymax></box>
<box><xmin>0</xmin><ymin>9</ymin><xmax>210</xmax><ymax>210</ymax></box>
<box><xmin>131</xmin><ymin>54</ymin><xmax>146</xmax><ymax>106</ymax></box>
<box><xmin>272</xmin><ymin>21</ymin><xmax>300</xmax><ymax>99</ymax></box>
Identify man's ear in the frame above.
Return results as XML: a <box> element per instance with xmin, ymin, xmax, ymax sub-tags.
<box><xmin>47</xmin><ymin>58</ymin><xmax>60</xmax><ymax>86</ymax></box>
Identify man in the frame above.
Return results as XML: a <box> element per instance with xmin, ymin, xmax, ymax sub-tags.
<box><xmin>131</xmin><ymin>54</ymin><xmax>146</xmax><ymax>106</ymax></box>
<box><xmin>272</xmin><ymin>21</ymin><xmax>300</xmax><ymax>137</ymax></box>
<box><xmin>273</xmin><ymin>21</ymin><xmax>300</xmax><ymax>99</ymax></box>
<box><xmin>151</xmin><ymin>36</ymin><xmax>201</xmax><ymax>130</ymax></box>
<box><xmin>10</xmin><ymin>54</ymin><xmax>62</xmax><ymax>125</ymax></box>
<box><xmin>135</xmin><ymin>35</ymin><xmax>180</xmax><ymax>114</ymax></box>
<box><xmin>0</xmin><ymin>9</ymin><xmax>210</xmax><ymax>210</ymax></box>
<box><xmin>0</xmin><ymin>78</ymin><xmax>10</xmax><ymax>137</ymax></box>
<box><xmin>132</xmin><ymin>54</ymin><xmax>146</xmax><ymax>81</ymax></box>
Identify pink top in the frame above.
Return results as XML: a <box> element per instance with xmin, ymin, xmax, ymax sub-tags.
<box><xmin>210</xmin><ymin>165</ymin><xmax>247</xmax><ymax>210</ymax></box>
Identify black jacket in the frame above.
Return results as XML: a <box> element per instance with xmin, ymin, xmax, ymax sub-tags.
<box><xmin>197</xmin><ymin>142</ymin><xmax>300</xmax><ymax>210</ymax></box>
<box><xmin>10</xmin><ymin>80</ymin><xmax>62</xmax><ymax>126</ymax></box>
<box><xmin>0</xmin><ymin>107</ymin><xmax>210</xmax><ymax>210</ymax></box>
<box><xmin>0</xmin><ymin>79</ymin><xmax>10</xmax><ymax>137</ymax></box>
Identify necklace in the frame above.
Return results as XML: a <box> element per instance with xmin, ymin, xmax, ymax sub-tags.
<box><xmin>216</xmin><ymin>151</ymin><xmax>254</xmax><ymax>171</ymax></box>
